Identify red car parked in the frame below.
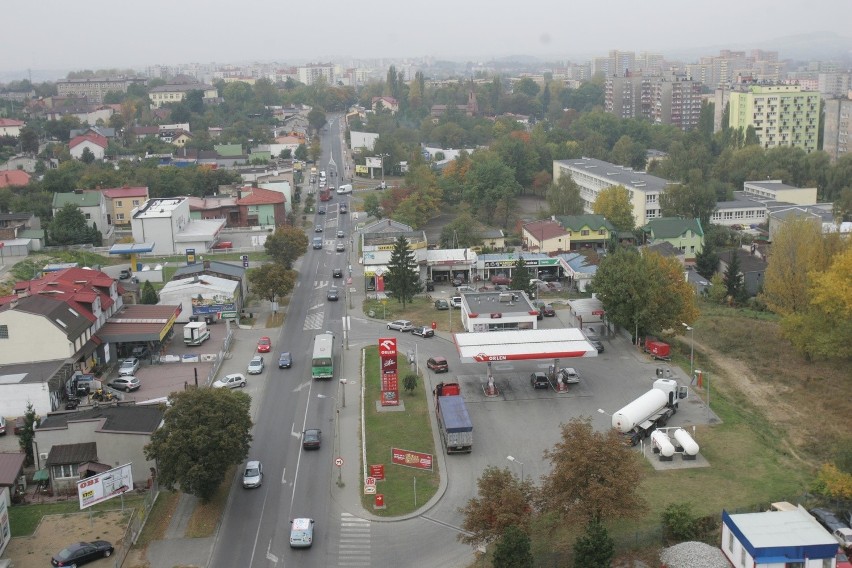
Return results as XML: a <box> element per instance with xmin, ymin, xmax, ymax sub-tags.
<box><xmin>257</xmin><ymin>337</ymin><xmax>272</xmax><ymax>353</ymax></box>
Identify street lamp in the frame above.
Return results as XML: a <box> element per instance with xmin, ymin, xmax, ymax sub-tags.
<box><xmin>506</xmin><ymin>455</ymin><xmax>524</xmax><ymax>481</ymax></box>
<box><xmin>682</xmin><ymin>323</ymin><xmax>694</xmax><ymax>380</ymax></box>
<box><xmin>378</xmin><ymin>153</ymin><xmax>389</xmax><ymax>186</ymax></box>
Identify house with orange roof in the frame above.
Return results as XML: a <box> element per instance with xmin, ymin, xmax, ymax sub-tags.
<box><xmin>100</xmin><ymin>186</ymin><xmax>150</xmax><ymax>226</ymax></box>
<box><xmin>0</xmin><ymin>169</ymin><xmax>31</xmax><ymax>188</ymax></box>
<box><xmin>0</xmin><ymin>118</ymin><xmax>25</xmax><ymax>137</ymax></box>
<box><xmin>237</xmin><ymin>186</ymin><xmax>286</xmax><ymax>227</ymax></box>
<box><xmin>522</xmin><ymin>219</ymin><xmax>571</xmax><ymax>254</ymax></box>
<box><xmin>371</xmin><ymin>96</ymin><xmax>399</xmax><ymax>114</ymax></box>
<box><xmin>69</xmin><ymin>132</ymin><xmax>108</xmax><ymax>160</ymax></box>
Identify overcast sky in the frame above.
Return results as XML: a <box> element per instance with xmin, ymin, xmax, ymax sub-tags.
<box><xmin>1</xmin><ymin>0</ymin><xmax>850</xmax><ymax>75</ymax></box>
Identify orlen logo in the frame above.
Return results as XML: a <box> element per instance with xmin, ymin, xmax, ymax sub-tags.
<box><xmin>378</xmin><ymin>337</ymin><xmax>397</xmax><ymax>357</ymax></box>
<box><xmin>473</xmin><ymin>353</ymin><xmax>508</xmax><ymax>362</ymax></box>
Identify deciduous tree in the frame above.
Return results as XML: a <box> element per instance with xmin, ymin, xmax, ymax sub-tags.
<box><xmin>264</xmin><ymin>226</ymin><xmax>308</xmax><ymax>269</ymax></box>
<box><xmin>538</xmin><ymin>417</ymin><xmax>646</xmax><ymax>524</ymax></box>
<box><xmin>439</xmin><ymin>210</ymin><xmax>482</xmax><ymax>248</ymax></box>
<box><xmin>145</xmin><ymin>388</ymin><xmax>252</xmax><ymax>501</ymax></box>
<box><xmin>592</xmin><ymin>185</ymin><xmax>634</xmax><ymax>232</ymax></box>
<box><xmin>385</xmin><ymin>236</ymin><xmax>421</xmax><ymax>308</ymax></box>
<box><xmin>458</xmin><ymin>466</ymin><xmax>535</xmax><ymax>547</ymax></box>
<box><xmin>248</xmin><ymin>264</ymin><xmax>296</xmax><ymax>303</ymax></box>
<box><xmin>547</xmin><ymin>175</ymin><xmax>584</xmax><ymax>216</ymax></box>
<box><xmin>660</xmin><ymin>181</ymin><xmax>718</xmax><ymax>228</ymax></box>
<box><xmin>48</xmin><ymin>203</ymin><xmax>95</xmax><ymax>246</ymax></box>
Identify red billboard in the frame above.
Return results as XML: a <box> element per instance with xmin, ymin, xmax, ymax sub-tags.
<box><xmin>391</xmin><ymin>448</ymin><xmax>433</xmax><ymax>470</ymax></box>
<box><xmin>369</xmin><ymin>464</ymin><xmax>385</xmax><ymax>480</ymax></box>
<box><xmin>378</xmin><ymin>337</ymin><xmax>397</xmax><ymax>357</ymax></box>
<box><xmin>381</xmin><ymin>371</ymin><xmax>398</xmax><ymax>392</ymax></box>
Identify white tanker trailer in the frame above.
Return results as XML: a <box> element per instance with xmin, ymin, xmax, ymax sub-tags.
<box><xmin>611</xmin><ymin>379</ymin><xmax>688</xmax><ymax>446</ymax></box>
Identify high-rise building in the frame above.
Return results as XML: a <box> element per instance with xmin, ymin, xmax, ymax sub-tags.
<box><xmin>823</xmin><ymin>96</ymin><xmax>852</xmax><ymax>162</ymax></box>
<box><xmin>57</xmin><ymin>77</ymin><xmax>146</xmax><ymax>104</ymax></box>
<box><xmin>297</xmin><ymin>64</ymin><xmax>334</xmax><ymax>86</ymax></box>
<box><xmin>605</xmin><ymin>76</ymin><xmax>702</xmax><ymax>130</ymax></box>
<box><xmin>818</xmin><ymin>73</ymin><xmax>852</xmax><ymax>98</ymax></box>
<box><xmin>637</xmin><ymin>52</ymin><xmax>664</xmax><ymax>76</ymax></box>
<box><xmin>728</xmin><ymin>85</ymin><xmax>820</xmax><ymax>153</ymax></box>
<box><xmin>609</xmin><ymin>50</ymin><xmax>636</xmax><ymax>77</ymax></box>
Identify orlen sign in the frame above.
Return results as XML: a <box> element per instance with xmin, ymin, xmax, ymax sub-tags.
<box><xmin>472</xmin><ymin>350</ymin><xmax>587</xmax><ymax>362</ymax></box>
<box><xmin>378</xmin><ymin>337</ymin><xmax>397</xmax><ymax>357</ymax></box>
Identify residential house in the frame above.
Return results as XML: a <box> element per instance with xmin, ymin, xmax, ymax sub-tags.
<box><xmin>0</xmin><ymin>452</ymin><xmax>27</xmax><ymax>505</ymax></box>
<box><xmin>188</xmin><ymin>195</ymin><xmax>239</xmax><ymax>225</ymax></box>
<box><xmin>480</xmin><ymin>228</ymin><xmax>506</xmax><ymax>250</ymax></box>
<box><xmin>0</xmin><ymin>212</ymin><xmax>41</xmax><ymax>241</ymax></box>
<box><xmin>69</xmin><ymin>126</ymin><xmax>115</xmax><ymax>140</ymax></box>
<box><xmin>823</xmin><ymin>95</ymin><xmax>852</xmax><ymax>163</ymax></box>
<box><xmin>371</xmin><ymin>96</ymin><xmax>399</xmax><ymax>114</ymax></box>
<box><xmin>258</xmin><ymin>180</ymin><xmax>294</xmax><ymax>215</ymax></box>
<box><xmin>642</xmin><ymin>217</ymin><xmax>704</xmax><ymax>259</ymax></box>
<box><xmin>0</xmin><ymin>169</ymin><xmax>30</xmax><ymax>188</ymax></box>
<box><xmin>56</xmin><ymin>76</ymin><xmax>146</xmax><ymax>105</ymax></box>
<box><xmin>0</xmin><ymin>118</ymin><xmax>25</xmax><ymax>137</ymax></box>
<box><xmin>522</xmin><ymin>220</ymin><xmax>571</xmax><ymax>254</ymax></box>
<box><xmin>718</xmin><ymin>248</ymin><xmax>767</xmax><ymax>297</ymax></box>
<box><xmin>52</xmin><ymin>190</ymin><xmax>113</xmax><ymax>241</ymax></box>
<box><xmin>158</xmin><ymin>274</ymin><xmax>242</xmax><ymax>323</ymax></box>
<box><xmin>430</xmin><ymin>90</ymin><xmax>479</xmax><ymax>118</ymax></box>
<box><xmin>768</xmin><ymin>205</ymin><xmax>848</xmax><ymax>242</ymax></box>
<box><xmin>721</xmin><ymin>507</ymin><xmax>838</xmax><ymax>567</ymax></box>
<box><xmin>641</xmin><ymin>240</ymin><xmax>686</xmax><ymax>265</ymax></box>
<box><xmin>131</xmin><ymin>125</ymin><xmax>160</xmax><ymax>141</ymax></box>
<box><xmin>34</xmin><ymin>405</ymin><xmax>164</xmax><ymax>493</ymax></box>
<box><xmin>69</xmin><ymin>132</ymin><xmax>108</xmax><ymax>161</ymax></box>
<box><xmin>158</xmin><ymin>129</ymin><xmax>192</xmax><ymax>147</ymax></box>
<box><xmin>173</xmin><ymin>259</ymin><xmax>248</xmax><ymax>298</ymax></box>
<box><xmin>553</xmin><ymin>157</ymin><xmax>673</xmax><ymax>227</ymax></box>
<box><xmin>237</xmin><ymin>186</ymin><xmax>286</xmax><ymax>227</ymax></box>
<box><xmin>555</xmin><ymin>214</ymin><xmax>616</xmax><ymax>250</ymax></box>
<box><xmin>101</xmin><ymin>186</ymin><xmax>149</xmax><ymax>227</ymax></box>
<box><xmin>148</xmin><ymin>83</ymin><xmax>218</xmax><ymax>108</ymax></box>
<box><xmin>130</xmin><ymin>198</ymin><xmax>225</xmax><ymax>255</ymax></box>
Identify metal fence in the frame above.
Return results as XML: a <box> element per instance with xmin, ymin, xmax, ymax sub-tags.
<box><xmin>113</xmin><ymin>482</ymin><xmax>159</xmax><ymax>568</ymax></box>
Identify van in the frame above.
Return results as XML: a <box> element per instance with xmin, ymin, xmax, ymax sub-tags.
<box><xmin>290</xmin><ymin>518</ymin><xmax>314</xmax><ymax>548</ymax></box>
<box><xmin>336</xmin><ymin>184</ymin><xmax>352</xmax><ymax>194</ymax></box>
<box><xmin>312</xmin><ymin>237</ymin><xmax>323</xmax><ymax>250</ymax></box>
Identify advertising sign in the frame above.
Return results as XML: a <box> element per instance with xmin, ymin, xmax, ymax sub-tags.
<box><xmin>366</xmin><ymin>156</ymin><xmax>382</xmax><ymax>168</ymax></box>
<box><xmin>77</xmin><ymin>463</ymin><xmax>134</xmax><ymax>510</ymax></box>
<box><xmin>381</xmin><ymin>371</ymin><xmax>398</xmax><ymax>392</ymax></box>
<box><xmin>391</xmin><ymin>448</ymin><xmax>433</xmax><ymax>470</ymax></box>
<box><xmin>186</xmin><ymin>249</ymin><xmax>196</xmax><ymax>265</ymax></box>
<box><xmin>355</xmin><ymin>165</ymin><xmax>369</xmax><ymax>175</ymax></box>
<box><xmin>381</xmin><ymin>357</ymin><xmax>398</xmax><ymax>372</ymax></box>
<box><xmin>0</xmin><ymin>498</ymin><xmax>9</xmax><ymax>558</ymax></box>
<box><xmin>369</xmin><ymin>464</ymin><xmax>385</xmax><ymax>480</ymax></box>
<box><xmin>378</xmin><ymin>338</ymin><xmax>397</xmax><ymax>358</ymax></box>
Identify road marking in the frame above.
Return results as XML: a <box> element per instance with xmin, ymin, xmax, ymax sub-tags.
<box><xmin>292</xmin><ymin>380</ymin><xmax>311</xmax><ymax>392</ymax></box>
<box><xmin>265</xmin><ymin>541</ymin><xmax>278</xmax><ymax>564</ymax></box>
<box><xmin>303</xmin><ymin>313</ymin><xmax>324</xmax><ymax>330</ymax></box>
<box><xmin>337</xmin><ymin>513</ymin><xmax>371</xmax><ymax>567</ymax></box>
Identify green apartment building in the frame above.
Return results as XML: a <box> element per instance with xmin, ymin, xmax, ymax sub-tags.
<box><xmin>728</xmin><ymin>85</ymin><xmax>820</xmax><ymax>153</ymax></box>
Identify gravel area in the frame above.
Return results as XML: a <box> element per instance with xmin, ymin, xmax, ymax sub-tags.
<box><xmin>660</xmin><ymin>541</ymin><xmax>729</xmax><ymax>568</ymax></box>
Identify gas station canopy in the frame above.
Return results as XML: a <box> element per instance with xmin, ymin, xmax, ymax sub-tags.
<box><xmin>455</xmin><ymin>328</ymin><xmax>598</xmax><ymax>364</ymax></box>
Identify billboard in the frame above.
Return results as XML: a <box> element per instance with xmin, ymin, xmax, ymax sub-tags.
<box><xmin>391</xmin><ymin>448</ymin><xmax>433</xmax><ymax>470</ymax></box>
<box><xmin>0</xmin><ymin>498</ymin><xmax>9</xmax><ymax>558</ymax></box>
<box><xmin>77</xmin><ymin>463</ymin><xmax>134</xmax><ymax>509</ymax></box>
<box><xmin>365</xmin><ymin>156</ymin><xmax>382</xmax><ymax>168</ymax></box>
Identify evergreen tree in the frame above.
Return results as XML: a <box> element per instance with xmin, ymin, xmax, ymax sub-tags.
<box><xmin>385</xmin><ymin>236</ymin><xmax>421</xmax><ymax>308</ymax></box>
<box><xmin>695</xmin><ymin>241</ymin><xmax>719</xmax><ymax>280</ymax></box>
<box><xmin>18</xmin><ymin>402</ymin><xmax>39</xmax><ymax>466</ymax></box>
<box><xmin>141</xmin><ymin>280</ymin><xmax>159</xmax><ymax>304</ymax></box>
<box><xmin>510</xmin><ymin>256</ymin><xmax>534</xmax><ymax>297</ymax></box>
<box><xmin>492</xmin><ymin>526</ymin><xmax>534</xmax><ymax>568</ymax></box>
<box><xmin>572</xmin><ymin>518</ymin><xmax>614</xmax><ymax>568</ymax></box>
<box><xmin>723</xmin><ymin>249</ymin><xmax>745</xmax><ymax>302</ymax></box>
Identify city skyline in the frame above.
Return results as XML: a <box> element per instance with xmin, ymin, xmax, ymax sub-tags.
<box><xmin>1</xmin><ymin>0</ymin><xmax>851</xmax><ymax>78</ymax></box>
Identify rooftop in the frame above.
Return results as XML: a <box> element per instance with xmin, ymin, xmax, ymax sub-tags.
<box><xmin>101</xmin><ymin>186</ymin><xmax>149</xmax><ymax>199</ymax></box>
<box><xmin>52</xmin><ymin>191</ymin><xmax>102</xmax><ymax>209</ymax></box>
<box><xmin>644</xmin><ymin>217</ymin><xmax>705</xmax><ymax>238</ymax></box>
<box><xmin>132</xmin><ymin>198</ymin><xmax>186</xmax><ymax>218</ymax></box>
<box><xmin>464</xmin><ymin>291</ymin><xmax>535</xmax><ymax>315</ymax></box>
<box><xmin>725</xmin><ymin>507</ymin><xmax>836</xmax><ymax>550</ymax></box>
<box><xmin>523</xmin><ymin>220</ymin><xmax>570</xmax><ymax>241</ymax></box>
<box><xmin>555</xmin><ymin>214</ymin><xmax>616</xmax><ymax>232</ymax></box>
<box><xmin>556</xmin><ymin>157</ymin><xmax>672</xmax><ymax>193</ymax></box>
<box><xmin>38</xmin><ymin>404</ymin><xmax>165</xmax><ymax>434</ymax></box>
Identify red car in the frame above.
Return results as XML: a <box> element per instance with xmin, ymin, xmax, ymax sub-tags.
<box><xmin>257</xmin><ymin>337</ymin><xmax>272</xmax><ymax>353</ymax></box>
<box><xmin>490</xmin><ymin>274</ymin><xmax>511</xmax><ymax>285</ymax></box>
<box><xmin>211</xmin><ymin>241</ymin><xmax>233</xmax><ymax>250</ymax></box>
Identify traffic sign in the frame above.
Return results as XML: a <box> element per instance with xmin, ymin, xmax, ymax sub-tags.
<box><xmin>364</xmin><ymin>485</ymin><xmax>376</xmax><ymax>494</ymax></box>
<box><xmin>241</xmin><ymin>254</ymin><xmax>249</xmax><ymax>268</ymax></box>
<box><xmin>365</xmin><ymin>476</ymin><xmax>376</xmax><ymax>486</ymax></box>
<box><xmin>334</xmin><ymin>457</ymin><xmax>344</xmax><ymax>467</ymax></box>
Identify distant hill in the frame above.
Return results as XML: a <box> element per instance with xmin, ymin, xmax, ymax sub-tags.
<box><xmin>662</xmin><ymin>31</ymin><xmax>852</xmax><ymax>62</ymax></box>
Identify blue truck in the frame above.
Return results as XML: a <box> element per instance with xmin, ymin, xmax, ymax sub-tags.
<box><xmin>434</xmin><ymin>382</ymin><xmax>473</xmax><ymax>454</ymax></box>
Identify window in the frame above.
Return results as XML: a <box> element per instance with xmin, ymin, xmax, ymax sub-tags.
<box><xmin>727</xmin><ymin>531</ymin><xmax>734</xmax><ymax>552</ymax></box>
<box><xmin>52</xmin><ymin>464</ymin><xmax>76</xmax><ymax>478</ymax></box>
<box><xmin>740</xmin><ymin>548</ymin><xmax>746</xmax><ymax>566</ymax></box>
<box><xmin>116</xmin><ymin>213</ymin><xmax>125</xmax><ymax>221</ymax></box>
<box><xmin>581</xmin><ymin>230</ymin><xmax>590</xmax><ymax>236</ymax></box>
<box><xmin>133</xmin><ymin>200</ymin><xmax>140</xmax><ymax>206</ymax></box>
<box><xmin>115</xmin><ymin>200</ymin><xmax>122</xmax><ymax>207</ymax></box>
<box><xmin>785</xmin><ymin>563</ymin><xmax>804</xmax><ymax>568</ymax></box>
<box><xmin>84</xmin><ymin>213</ymin><xmax>91</xmax><ymax>220</ymax></box>
<box><xmin>0</xmin><ymin>324</ymin><xmax>8</xmax><ymax>339</ymax></box>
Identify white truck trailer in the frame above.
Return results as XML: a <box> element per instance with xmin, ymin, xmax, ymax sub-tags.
<box><xmin>612</xmin><ymin>379</ymin><xmax>688</xmax><ymax>446</ymax></box>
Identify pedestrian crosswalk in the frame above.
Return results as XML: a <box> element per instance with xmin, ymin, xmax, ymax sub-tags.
<box><xmin>303</xmin><ymin>312</ymin><xmax>324</xmax><ymax>330</ymax></box>
<box><xmin>337</xmin><ymin>512</ymin><xmax>371</xmax><ymax>567</ymax></box>
<box><xmin>314</xmin><ymin>280</ymin><xmax>330</xmax><ymax>289</ymax></box>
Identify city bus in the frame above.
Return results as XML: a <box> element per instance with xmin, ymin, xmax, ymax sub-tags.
<box><xmin>311</xmin><ymin>332</ymin><xmax>334</xmax><ymax>379</ymax></box>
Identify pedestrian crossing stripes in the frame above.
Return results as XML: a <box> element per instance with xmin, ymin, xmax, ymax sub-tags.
<box><xmin>337</xmin><ymin>512</ymin><xmax>371</xmax><ymax>567</ymax></box>
<box><xmin>303</xmin><ymin>313</ymin><xmax>324</xmax><ymax>330</ymax></box>
<box><xmin>314</xmin><ymin>280</ymin><xmax>329</xmax><ymax>289</ymax></box>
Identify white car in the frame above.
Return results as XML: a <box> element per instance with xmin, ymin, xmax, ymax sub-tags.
<box><xmin>336</xmin><ymin>184</ymin><xmax>352</xmax><ymax>194</ymax></box>
<box><xmin>118</xmin><ymin>358</ymin><xmax>140</xmax><ymax>376</ymax></box>
<box><xmin>290</xmin><ymin>518</ymin><xmax>314</xmax><ymax>548</ymax></box>
<box><xmin>247</xmin><ymin>356</ymin><xmax>265</xmax><ymax>375</ymax></box>
<box><xmin>559</xmin><ymin>368</ymin><xmax>581</xmax><ymax>384</ymax></box>
<box><xmin>242</xmin><ymin>460</ymin><xmax>263</xmax><ymax>489</ymax></box>
<box><xmin>108</xmin><ymin>376</ymin><xmax>141</xmax><ymax>392</ymax></box>
<box><xmin>213</xmin><ymin>373</ymin><xmax>247</xmax><ymax>389</ymax></box>
<box><xmin>387</xmin><ymin>320</ymin><xmax>414</xmax><ymax>332</ymax></box>
<box><xmin>450</xmin><ymin>297</ymin><xmax>463</xmax><ymax>309</ymax></box>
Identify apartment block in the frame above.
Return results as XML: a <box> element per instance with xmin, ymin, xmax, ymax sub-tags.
<box><xmin>728</xmin><ymin>85</ymin><xmax>820</xmax><ymax>153</ymax></box>
<box><xmin>57</xmin><ymin>77</ymin><xmax>146</xmax><ymax>104</ymax></box>
<box><xmin>605</xmin><ymin>76</ymin><xmax>701</xmax><ymax>130</ymax></box>
<box><xmin>297</xmin><ymin>64</ymin><xmax>334</xmax><ymax>86</ymax></box>
<box><xmin>823</xmin><ymin>96</ymin><xmax>852</xmax><ymax>162</ymax></box>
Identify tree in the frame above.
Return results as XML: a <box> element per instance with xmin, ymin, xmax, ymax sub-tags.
<box><xmin>813</xmin><ymin>463</ymin><xmax>852</xmax><ymax>500</ymax></box>
<box><xmin>19</xmin><ymin>127</ymin><xmax>39</xmax><ymax>154</ymax></box>
<box><xmin>402</xmin><ymin>372</ymin><xmax>418</xmax><ymax>394</ymax></box>
<box><xmin>707</xmin><ymin>273</ymin><xmax>727</xmax><ymax>304</ymax></box>
<box><xmin>546</xmin><ymin>175</ymin><xmax>584</xmax><ymax>216</ymax></box>
<box><xmin>80</xmin><ymin>147</ymin><xmax>96</xmax><ymax>164</ymax></box>
<box><xmin>384</xmin><ymin>236</ymin><xmax>421</xmax><ymax>308</ymax></box>
<box><xmin>264</xmin><ymin>226</ymin><xmax>308</xmax><ymax>269</ymax></box>
<box><xmin>661</xmin><ymin>502</ymin><xmax>698</xmax><ymax>541</ymax></box>
<box><xmin>439</xmin><ymin>210</ymin><xmax>482</xmax><ymax>248</ymax></box>
<box><xmin>458</xmin><ymin>466</ymin><xmax>535</xmax><ymax>547</ymax></box>
<box><xmin>659</xmin><ymin>181</ymin><xmax>718</xmax><ymax>228</ymax></box>
<box><xmin>49</xmin><ymin>203</ymin><xmax>95</xmax><ymax>246</ymax></box>
<box><xmin>492</xmin><ymin>526</ymin><xmax>534</xmax><ymax>568</ymax></box>
<box><xmin>141</xmin><ymin>281</ymin><xmax>159</xmax><ymax>304</ymax></box>
<box><xmin>307</xmin><ymin>108</ymin><xmax>327</xmax><ymax>132</ymax></box>
<box><xmin>362</xmin><ymin>193</ymin><xmax>383</xmax><ymax>219</ymax></box>
<box><xmin>723</xmin><ymin>249</ymin><xmax>745</xmax><ymax>303</ymax></box>
<box><xmin>538</xmin><ymin>417</ymin><xmax>646</xmax><ymax>524</ymax></box>
<box><xmin>592</xmin><ymin>185</ymin><xmax>634</xmax><ymax>232</ymax></box>
<box><xmin>145</xmin><ymin>388</ymin><xmax>252</xmax><ymax>501</ymax></box>
<box><xmin>510</xmin><ymin>256</ymin><xmax>534</xmax><ymax>298</ymax></box>
<box><xmin>294</xmin><ymin>143</ymin><xmax>308</xmax><ymax>162</ymax></box>
<box><xmin>18</xmin><ymin>402</ymin><xmax>39</xmax><ymax>466</ymax></box>
<box><xmin>572</xmin><ymin>518</ymin><xmax>615</xmax><ymax>568</ymax></box>
<box><xmin>248</xmin><ymin>264</ymin><xmax>296</xmax><ymax>303</ymax></box>
<box><xmin>694</xmin><ymin>240</ymin><xmax>719</xmax><ymax>280</ymax></box>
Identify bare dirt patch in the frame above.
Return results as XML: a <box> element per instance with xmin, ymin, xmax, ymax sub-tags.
<box><xmin>5</xmin><ymin>510</ymin><xmax>129</xmax><ymax>568</ymax></box>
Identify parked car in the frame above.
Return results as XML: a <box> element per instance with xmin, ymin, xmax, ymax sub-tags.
<box><xmin>425</xmin><ymin>280</ymin><xmax>435</xmax><ymax>291</ymax></box>
<box><xmin>278</xmin><ymin>352</ymin><xmax>292</xmax><ymax>369</ymax></box>
<box><xmin>452</xmin><ymin>276</ymin><xmax>464</xmax><ymax>286</ymax></box>
<box><xmin>211</xmin><ymin>241</ymin><xmax>233</xmax><ymax>250</ymax></box>
<box><xmin>118</xmin><ymin>269</ymin><xmax>131</xmax><ymax>280</ymax></box>
<box><xmin>107</xmin><ymin>376</ymin><xmax>141</xmax><ymax>392</ymax></box>
<box><xmin>130</xmin><ymin>345</ymin><xmax>149</xmax><ymax>359</ymax></box>
<box><xmin>387</xmin><ymin>320</ymin><xmax>414</xmax><ymax>332</ymax></box>
<box><xmin>289</xmin><ymin>518</ymin><xmax>315</xmax><ymax>548</ymax></box>
<box><xmin>434</xmin><ymin>299</ymin><xmax>449</xmax><ymax>310</ymax></box>
<box><xmin>559</xmin><ymin>368</ymin><xmax>581</xmax><ymax>384</ymax></box>
<box><xmin>583</xmin><ymin>330</ymin><xmax>605</xmax><ymax>353</ymax></box>
<box><xmin>533</xmin><ymin>301</ymin><xmax>545</xmax><ymax>320</ymax></box>
<box><xmin>490</xmin><ymin>273</ymin><xmax>511</xmax><ymax>285</ymax></box>
<box><xmin>247</xmin><ymin>356</ymin><xmax>265</xmax><ymax>375</ymax></box>
<box><xmin>427</xmin><ymin>357</ymin><xmax>449</xmax><ymax>373</ymax></box>
<box><xmin>450</xmin><ymin>296</ymin><xmax>463</xmax><ymax>309</ymax></box>
<box><xmin>542</xmin><ymin>304</ymin><xmax>556</xmax><ymax>317</ymax></box>
<box><xmin>51</xmin><ymin>540</ymin><xmax>114</xmax><ymax>567</ymax></box>
<box><xmin>0</xmin><ymin>417</ymin><xmax>5</xmax><ymax>435</ymax></box>
<box><xmin>412</xmin><ymin>326</ymin><xmax>434</xmax><ymax>338</ymax></box>
<box><xmin>302</xmin><ymin>428</ymin><xmax>322</xmax><ymax>449</ymax></box>
<box><xmin>213</xmin><ymin>373</ymin><xmax>247</xmax><ymax>388</ymax></box>
<box><xmin>530</xmin><ymin>372</ymin><xmax>550</xmax><ymax>389</ymax></box>
<box><xmin>456</xmin><ymin>285</ymin><xmax>475</xmax><ymax>293</ymax></box>
<box><xmin>242</xmin><ymin>460</ymin><xmax>263</xmax><ymax>489</ymax></box>
<box><xmin>810</xmin><ymin>508</ymin><xmax>848</xmax><ymax>533</ymax></box>
<box><xmin>257</xmin><ymin>337</ymin><xmax>272</xmax><ymax>353</ymax></box>
<box><xmin>332</xmin><ymin>268</ymin><xmax>343</xmax><ymax>278</ymax></box>
<box><xmin>326</xmin><ymin>288</ymin><xmax>340</xmax><ymax>301</ymax></box>
<box><xmin>13</xmin><ymin>416</ymin><xmax>25</xmax><ymax>435</ymax></box>
<box><xmin>118</xmin><ymin>357</ymin><xmax>140</xmax><ymax>376</ymax></box>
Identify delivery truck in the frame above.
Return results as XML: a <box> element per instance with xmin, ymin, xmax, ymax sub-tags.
<box><xmin>434</xmin><ymin>382</ymin><xmax>473</xmax><ymax>454</ymax></box>
<box><xmin>611</xmin><ymin>378</ymin><xmax>688</xmax><ymax>446</ymax></box>
<box><xmin>183</xmin><ymin>321</ymin><xmax>210</xmax><ymax>346</ymax></box>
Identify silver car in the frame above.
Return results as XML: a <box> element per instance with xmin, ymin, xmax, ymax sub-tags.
<box><xmin>107</xmin><ymin>376</ymin><xmax>141</xmax><ymax>392</ymax></box>
<box><xmin>118</xmin><ymin>357</ymin><xmax>140</xmax><ymax>376</ymax></box>
<box><xmin>213</xmin><ymin>373</ymin><xmax>247</xmax><ymax>389</ymax></box>
<box><xmin>247</xmin><ymin>356</ymin><xmax>264</xmax><ymax>375</ymax></box>
<box><xmin>242</xmin><ymin>460</ymin><xmax>263</xmax><ymax>488</ymax></box>
<box><xmin>386</xmin><ymin>320</ymin><xmax>414</xmax><ymax>332</ymax></box>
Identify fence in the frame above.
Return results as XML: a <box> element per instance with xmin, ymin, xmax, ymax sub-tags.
<box><xmin>113</xmin><ymin>481</ymin><xmax>159</xmax><ymax>568</ymax></box>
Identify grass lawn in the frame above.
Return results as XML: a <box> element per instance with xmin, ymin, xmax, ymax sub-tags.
<box><xmin>185</xmin><ymin>466</ymin><xmax>235</xmax><ymax>538</ymax></box>
<box><xmin>133</xmin><ymin>490</ymin><xmax>180</xmax><ymax>548</ymax></box>
<box><xmin>363</xmin><ymin>296</ymin><xmax>462</xmax><ymax>333</ymax></box>
<box><xmin>9</xmin><ymin>494</ymin><xmax>146</xmax><ymax>537</ymax></box>
<box><xmin>361</xmin><ymin>346</ymin><xmax>439</xmax><ymax>516</ymax></box>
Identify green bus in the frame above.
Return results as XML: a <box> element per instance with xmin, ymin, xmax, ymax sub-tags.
<box><xmin>311</xmin><ymin>332</ymin><xmax>334</xmax><ymax>379</ymax></box>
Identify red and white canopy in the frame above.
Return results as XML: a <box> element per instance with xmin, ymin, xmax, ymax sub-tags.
<box><xmin>454</xmin><ymin>328</ymin><xmax>598</xmax><ymax>363</ymax></box>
